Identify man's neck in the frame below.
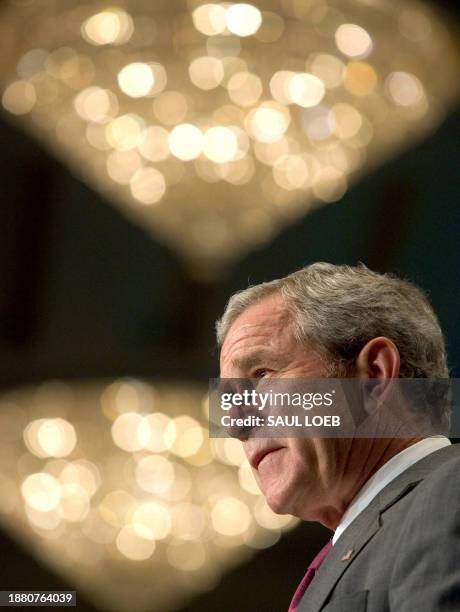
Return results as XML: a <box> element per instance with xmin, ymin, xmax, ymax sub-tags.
<box><xmin>317</xmin><ymin>437</ymin><xmax>423</xmax><ymax>531</ymax></box>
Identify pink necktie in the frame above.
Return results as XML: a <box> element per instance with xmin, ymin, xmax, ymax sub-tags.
<box><xmin>288</xmin><ymin>540</ymin><xmax>333</xmax><ymax>612</ymax></box>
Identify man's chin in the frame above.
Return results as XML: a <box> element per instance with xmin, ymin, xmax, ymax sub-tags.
<box><xmin>262</xmin><ymin>482</ymin><xmax>317</xmax><ymax>520</ymax></box>
<box><xmin>263</xmin><ymin>488</ymin><xmax>296</xmax><ymax>517</ymax></box>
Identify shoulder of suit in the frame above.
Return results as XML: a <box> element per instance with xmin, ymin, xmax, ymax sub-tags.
<box><xmin>411</xmin><ymin>444</ymin><xmax>460</xmax><ymax>498</ymax></box>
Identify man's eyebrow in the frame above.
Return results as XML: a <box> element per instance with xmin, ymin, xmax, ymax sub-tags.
<box><xmin>231</xmin><ymin>352</ymin><xmax>283</xmax><ymax>371</ymax></box>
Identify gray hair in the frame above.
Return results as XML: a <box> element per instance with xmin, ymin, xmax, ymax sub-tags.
<box><xmin>216</xmin><ymin>262</ymin><xmax>449</xmax><ymax>379</ymax></box>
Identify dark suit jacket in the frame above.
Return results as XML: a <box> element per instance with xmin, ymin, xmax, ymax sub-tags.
<box><xmin>298</xmin><ymin>443</ymin><xmax>460</xmax><ymax>611</ymax></box>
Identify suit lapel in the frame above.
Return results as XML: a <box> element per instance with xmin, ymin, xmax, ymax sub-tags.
<box><xmin>298</xmin><ymin>504</ymin><xmax>381</xmax><ymax>612</ymax></box>
<box><xmin>297</xmin><ymin>444</ymin><xmax>460</xmax><ymax>612</ymax></box>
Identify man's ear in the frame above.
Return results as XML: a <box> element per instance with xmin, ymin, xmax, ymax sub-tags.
<box><xmin>355</xmin><ymin>336</ymin><xmax>401</xmax><ymax>379</ymax></box>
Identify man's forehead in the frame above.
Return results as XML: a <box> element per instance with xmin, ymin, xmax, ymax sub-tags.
<box><xmin>226</xmin><ymin>295</ymin><xmax>289</xmax><ymax>338</ymax></box>
<box><xmin>231</xmin><ymin>293</ymin><xmax>288</xmax><ymax>326</ymax></box>
<box><xmin>220</xmin><ymin>294</ymin><xmax>292</xmax><ymax>360</ymax></box>
<box><xmin>228</xmin><ymin>349</ymin><xmax>286</xmax><ymax>371</ymax></box>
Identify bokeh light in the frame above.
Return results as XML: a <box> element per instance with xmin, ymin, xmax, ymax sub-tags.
<box><xmin>211</xmin><ymin>497</ymin><xmax>251</xmax><ymax>536</ymax></box>
<box><xmin>228</xmin><ymin>71</ymin><xmax>263</xmax><ymax>107</ymax></box>
<box><xmin>2</xmin><ymin>80</ymin><xmax>36</xmax><ymax>115</ymax></box>
<box><xmin>247</xmin><ymin>104</ymin><xmax>290</xmax><ymax>143</ymax></box>
<box><xmin>116</xmin><ymin>523</ymin><xmax>156</xmax><ymax>561</ymax></box>
<box><xmin>189</xmin><ymin>56</ymin><xmax>224</xmax><ymax>90</ymax></box>
<box><xmin>386</xmin><ymin>71</ymin><xmax>425</xmax><ymax>107</ymax></box>
<box><xmin>288</xmin><ymin>73</ymin><xmax>325</xmax><ymax>108</ymax></box>
<box><xmin>192</xmin><ymin>4</ymin><xmax>227</xmax><ymax>36</ymax></box>
<box><xmin>0</xmin><ymin>0</ymin><xmax>456</xmax><ymax>273</ymax></box>
<box><xmin>225</xmin><ymin>4</ymin><xmax>262</xmax><ymax>37</ymax></box>
<box><xmin>74</xmin><ymin>86</ymin><xmax>118</xmax><ymax>123</ymax></box>
<box><xmin>135</xmin><ymin>454</ymin><xmax>175</xmax><ymax>494</ymax></box>
<box><xmin>118</xmin><ymin>63</ymin><xmax>155</xmax><ymax>98</ymax></box>
<box><xmin>24</xmin><ymin>418</ymin><xmax>77</xmax><ymax>458</ymax></box>
<box><xmin>335</xmin><ymin>24</ymin><xmax>373</xmax><ymax>59</ymax></box>
<box><xmin>168</xmin><ymin>124</ymin><xmax>203</xmax><ymax>161</ymax></box>
<box><xmin>130</xmin><ymin>167</ymin><xmax>166</xmax><ymax>205</ymax></box>
<box><xmin>132</xmin><ymin>501</ymin><xmax>172</xmax><ymax>540</ymax></box>
<box><xmin>21</xmin><ymin>472</ymin><xmax>62</xmax><ymax>512</ymax></box>
<box><xmin>81</xmin><ymin>9</ymin><xmax>134</xmax><ymax>46</ymax></box>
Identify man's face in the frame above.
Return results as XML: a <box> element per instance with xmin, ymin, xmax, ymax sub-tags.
<box><xmin>219</xmin><ymin>293</ymin><xmax>357</xmax><ymax>526</ymax></box>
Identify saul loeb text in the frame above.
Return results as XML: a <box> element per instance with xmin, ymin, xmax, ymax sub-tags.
<box><xmin>220</xmin><ymin>414</ymin><xmax>341</xmax><ymax>428</ymax></box>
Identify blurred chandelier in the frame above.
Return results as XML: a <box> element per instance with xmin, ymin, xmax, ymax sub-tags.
<box><xmin>0</xmin><ymin>379</ymin><xmax>298</xmax><ymax>611</ymax></box>
<box><xmin>0</xmin><ymin>0</ymin><xmax>459</xmax><ymax>272</ymax></box>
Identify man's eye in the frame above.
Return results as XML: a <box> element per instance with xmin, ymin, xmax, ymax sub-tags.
<box><xmin>252</xmin><ymin>369</ymin><xmax>271</xmax><ymax>378</ymax></box>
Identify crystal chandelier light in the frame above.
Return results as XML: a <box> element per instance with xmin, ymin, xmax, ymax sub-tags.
<box><xmin>0</xmin><ymin>0</ymin><xmax>458</xmax><ymax>272</ymax></box>
<box><xmin>0</xmin><ymin>379</ymin><xmax>298</xmax><ymax>611</ymax></box>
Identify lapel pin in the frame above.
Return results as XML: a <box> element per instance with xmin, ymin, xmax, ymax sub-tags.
<box><xmin>341</xmin><ymin>548</ymin><xmax>354</xmax><ymax>561</ymax></box>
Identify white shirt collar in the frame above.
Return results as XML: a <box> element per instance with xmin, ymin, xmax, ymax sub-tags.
<box><xmin>332</xmin><ymin>436</ymin><xmax>451</xmax><ymax>545</ymax></box>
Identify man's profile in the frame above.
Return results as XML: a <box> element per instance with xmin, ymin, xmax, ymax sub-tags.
<box><xmin>216</xmin><ymin>263</ymin><xmax>459</xmax><ymax>612</ymax></box>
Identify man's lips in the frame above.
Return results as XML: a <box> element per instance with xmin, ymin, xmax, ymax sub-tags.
<box><xmin>251</xmin><ymin>447</ymin><xmax>284</xmax><ymax>470</ymax></box>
